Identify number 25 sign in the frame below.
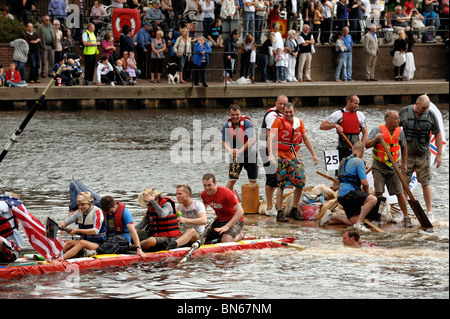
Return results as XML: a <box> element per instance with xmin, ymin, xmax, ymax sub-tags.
<box><xmin>323</xmin><ymin>150</ymin><xmax>339</xmax><ymax>171</ymax></box>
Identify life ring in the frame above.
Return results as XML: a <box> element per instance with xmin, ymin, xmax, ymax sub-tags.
<box><xmin>112</xmin><ymin>8</ymin><xmax>141</xmax><ymax>42</ymax></box>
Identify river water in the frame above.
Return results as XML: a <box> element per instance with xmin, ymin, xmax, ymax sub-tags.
<box><xmin>0</xmin><ymin>104</ymin><xmax>448</xmax><ymax>300</ymax></box>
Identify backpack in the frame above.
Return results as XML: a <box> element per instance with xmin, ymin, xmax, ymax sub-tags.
<box><xmin>422</xmin><ymin>31</ymin><xmax>433</xmax><ymax>43</ymax></box>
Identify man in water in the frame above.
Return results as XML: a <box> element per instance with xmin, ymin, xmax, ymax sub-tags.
<box><xmin>342</xmin><ymin>227</ymin><xmax>378</xmax><ymax>248</ymax></box>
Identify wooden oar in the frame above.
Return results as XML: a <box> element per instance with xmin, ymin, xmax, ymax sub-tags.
<box><xmin>271</xmin><ymin>240</ymin><xmax>305</xmax><ymax>251</ymax></box>
<box><xmin>177</xmin><ymin>218</ymin><xmax>217</xmax><ymax>266</ymax></box>
<box><xmin>379</xmin><ymin>138</ymin><xmax>432</xmax><ymax>228</ymax></box>
<box><xmin>0</xmin><ymin>65</ymin><xmax>65</xmax><ymax>164</ymax></box>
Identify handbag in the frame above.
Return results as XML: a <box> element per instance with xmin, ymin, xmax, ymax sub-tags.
<box><xmin>268</xmin><ymin>55</ymin><xmax>275</xmax><ymax>66</ymax></box>
<box><xmin>311</xmin><ymin>44</ymin><xmax>315</xmax><ymax>54</ymax></box>
<box><xmin>392</xmin><ymin>51</ymin><xmax>406</xmax><ymax>66</ymax></box>
<box><xmin>390</xmin><ymin>45</ymin><xmax>395</xmax><ymax>57</ymax></box>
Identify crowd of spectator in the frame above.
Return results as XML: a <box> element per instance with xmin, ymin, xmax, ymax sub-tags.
<box><xmin>0</xmin><ymin>0</ymin><xmax>449</xmax><ymax>86</ymax></box>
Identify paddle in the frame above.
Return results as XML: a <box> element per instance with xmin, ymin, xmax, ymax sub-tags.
<box><xmin>271</xmin><ymin>240</ymin><xmax>305</xmax><ymax>251</ymax></box>
<box><xmin>177</xmin><ymin>218</ymin><xmax>217</xmax><ymax>266</ymax></box>
<box><xmin>379</xmin><ymin>138</ymin><xmax>432</xmax><ymax>228</ymax></box>
<box><xmin>0</xmin><ymin>65</ymin><xmax>65</xmax><ymax>165</ymax></box>
<box><xmin>45</xmin><ymin>217</ymin><xmax>71</xmax><ymax>239</ymax></box>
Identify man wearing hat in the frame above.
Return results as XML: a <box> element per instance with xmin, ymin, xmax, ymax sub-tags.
<box><xmin>135</xmin><ymin>21</ymin><xmax>152</xmax><ymax>77</ymax></box>
<box><xmin>136</xmin><ymin>188</ymin><xmax>182</xmax><ymax>251</ymax></box>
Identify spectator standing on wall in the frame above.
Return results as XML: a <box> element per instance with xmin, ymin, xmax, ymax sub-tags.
<box><xmin>22</xmin><ymin>23</ymin><xmax>41</xmax><ymax>84</ymax></box>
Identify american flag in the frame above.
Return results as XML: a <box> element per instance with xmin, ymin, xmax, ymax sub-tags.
<box><xmin>1</xmin><ymin>196</ymin><xmax>65</xmax><ymax>261</ymax></box>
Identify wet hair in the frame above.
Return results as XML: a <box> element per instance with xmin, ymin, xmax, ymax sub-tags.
<box><xmin>344</xmin><ymin>227</ymin><xmax>360</xmax><ymax>241</ymax></box>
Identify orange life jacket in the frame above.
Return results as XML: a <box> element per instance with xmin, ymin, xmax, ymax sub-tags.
<box><xmin>275</xmin><ymin>117</ymin><xmax>303</xmax><ymax>152</ymax></box>
<box><xmin>372</xmin><ymin>125</ymin><xmax>401</xmax><ymax>167</ymax></box>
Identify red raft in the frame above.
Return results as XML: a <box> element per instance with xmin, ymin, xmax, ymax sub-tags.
<box><xmin>0</xmin><ymin>237</ymin><xmax>294</xmax><ymax>280</ymax></box>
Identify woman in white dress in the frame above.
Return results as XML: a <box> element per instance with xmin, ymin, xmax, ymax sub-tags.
<box><xmin>403</xmin><ymin>30</ymin><xmax>416</xmax><ymax>81</ymax></box>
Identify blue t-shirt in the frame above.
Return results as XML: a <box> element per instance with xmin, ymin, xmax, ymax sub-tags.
<box><xmin>106</xmin><ymin>207</ymin><xmax>134</xmax><ymax>243</ymax></box>
<box><xmin>342</xmin><ymin>34</ymin><xmax>353</xmax><ymax>52</ymax></box>
<box><xmin>338</xmin><ymin>157</ymin><xmax>367</xmax><ymax>197</ymax></box>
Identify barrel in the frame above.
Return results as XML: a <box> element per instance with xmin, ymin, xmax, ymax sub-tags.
<box><xmin>241</xmin><ymin>183</ymin><xmax>260</xmax><ymax>214</ymax></box>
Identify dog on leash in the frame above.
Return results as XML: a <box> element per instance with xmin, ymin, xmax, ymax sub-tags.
<box><xmin>167</xmin><ymin>62</ymin><xmax>180</xmax><ymax>84</ymax></box>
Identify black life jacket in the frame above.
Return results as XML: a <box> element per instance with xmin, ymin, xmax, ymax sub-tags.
<box><xmin>338</xmin><ymin>154</ymin><xmax>362</xmax><ymax>190</ymax></box>
<box><xmin>403</xmin><ymin>105</ymin><xmax>433</xmax><ymax>144</ymax></box>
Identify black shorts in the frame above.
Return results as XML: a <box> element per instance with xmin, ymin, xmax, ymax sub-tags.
<box><xmin>203</xmin><ymin>220</ymin><xmax>244</xmax><ymax>244</ymax></box>
<box><xmin>259</xmin><ymin>147</ymin><xmax>278</xmax><ymax>187</ymax></box>
<box><xmin>96</xmin><ymin>235</ymin><xmax>130</xmax><ymax>255</ymax></box>
<box><xmin>229</xmin><ymin>157</ymin><xmax>258</xmax><ymax>181</ymax></box>
<box><xmin>338</xmin><ymin>190</ymin><xmax>383</xmax><ymax>221</ymax></box>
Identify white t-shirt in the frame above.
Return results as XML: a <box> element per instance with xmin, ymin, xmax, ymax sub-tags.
<box><xmin>176</xmin><ymin>201</ymin><xmax>206</xmax><ymax>235</ymax></box>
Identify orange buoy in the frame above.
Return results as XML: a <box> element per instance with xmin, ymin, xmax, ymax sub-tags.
<box><xmin>241</xmin><ymin>183</ymin><xmax>259</xmax><ymax>214</ymax></box>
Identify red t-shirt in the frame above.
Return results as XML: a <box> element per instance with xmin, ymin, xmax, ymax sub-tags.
<box><xmin>201</xmin><ymin>186</ymin><xmax>243</xmax><ymax>222</ymax></box>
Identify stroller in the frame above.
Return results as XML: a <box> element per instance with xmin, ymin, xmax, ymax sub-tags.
<box><xmin>109</xmin><ymin>52</ymin><xmax>135</xmax><ymax>86</ymax></box>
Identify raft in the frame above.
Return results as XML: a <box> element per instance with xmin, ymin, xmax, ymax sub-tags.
<box><xmin>0</xmin><ymin>237</ymin><xmax>294</xmax><ymax>280</ymax></box>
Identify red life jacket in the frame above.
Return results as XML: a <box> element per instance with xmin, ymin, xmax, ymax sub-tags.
<box><xmin>340</xmin><ymin>110</ymin><xmax>361</xmax><ymax>134</ymax></box>
<box><xmin>105</xmin><ymin>201</ymin><xmax>126</xmax><ymax>235</ymax></box>
<box><xmin>0</xmin><ymin>215</ymin><xmax>18</xmax><ymax>237</ymax></box>
<box><xmin>227</xmin><ymin>115</ymin><xmax>253</xmax><ymax>146</ymax></box>
<box><xmin>275</xmin><ymin>117</ymin><xmax>303</xmax><ymax>152</ymax></box>
<box><xmin>147</xmin><ymin>197</ymin><xmax>181</xmax><ymax>238</ymax></box>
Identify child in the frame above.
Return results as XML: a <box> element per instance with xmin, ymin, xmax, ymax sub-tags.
<box><xmin>96</xmin><ymin>55</ymin><xmax>115</xmax><ymax>86</ymax></box>
<box><xmin>248</xmin><ymin>43</ymin><xmax>259</xmax><ymax>83</ymax></box>
<box><xmin>67</xmin><ymin>58</ymin><xmax>83</xmax><ymax>85</ymax></box>
<box><xmin>313</xmin><ymin>3</ymin><xmax>323</xmax><ymax>43</ymax></box>
<box><xmin>334</xmin><ymin>31</ymin><xmax>346</xmax><ymax>82</ymax></box>
<box><xmin>5</xmin><ymin>63</ymin><xmax>27</xmax><ymax>87</ymax></box>
<box><xmin>275</xmin><ymin>47</ymin><xmax>287</xmax><ymax>83</ymax></box>
<box><xmin>126</xmin><ymin>51</ymin><xmax>140</xmax><ymax>84</ymax></box>
<box><xmin>115</xmin><ymin>59</ymin><xmax>132</xmax><ymax>83</ymax></box>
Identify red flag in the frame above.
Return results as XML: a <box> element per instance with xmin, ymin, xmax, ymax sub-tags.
<box><xmin>11</xmin><ymin>203</ymin><xmax>65</xmax><ymax>261</ymax></box>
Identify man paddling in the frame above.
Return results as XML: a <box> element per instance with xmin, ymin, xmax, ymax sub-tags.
<box><xmin>201</xmin><ymin>173</ymin><xmax>245</xmax><ymax>243</ymax></box>
<box><xmin>319</xmin><ymin>95</ymin><xmax>368</xmax><ymax>187</ymax></box>
<box><xmin>222</xmin><ymin>104</ymin><xmax>258</xmax><ymax>191</ymax></box>
<box><xmin>399</xmin><ymin>95</ymin><xmax>443</xmax><ymax>223</ymax></box>
<box><xmin>268</xmin><ymin>103</ymin><xmax>319</xmax><ymax>222</ymax></box>
<box><xmin>365</xmin><ymin>110</ymin><xmax>412</xmax><ymax>227</ymax></box>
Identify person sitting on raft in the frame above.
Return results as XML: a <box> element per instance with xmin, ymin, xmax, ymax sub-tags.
<box><xmin>136</xmin><ymin>188</ymin><xmax>182</xmax><ymax>251</ymax></box>
<box><xmin>59</xmin><ymin>195</ymin><xmax>146</xmax><ymax>260</ymax></box>
<box><xmin>60</xmin><ymin>191</ymin><xmax>107</xmax><ymax>259</ymax></box>
<box><xmin>175</xmin><ymin>183</ymin><xmax>207</xmax><ymax>247</ymax></box>
<box><xmin>201</xmin><ymin>173</ymin><xmax>245</xmax><ymax>243</ymax></box>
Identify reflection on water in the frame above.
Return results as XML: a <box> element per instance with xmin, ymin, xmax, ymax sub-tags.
<box><xmin>0</xmin><ymin>105</ymin><xmax>448</xmax><ymax>299</ymax></box>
